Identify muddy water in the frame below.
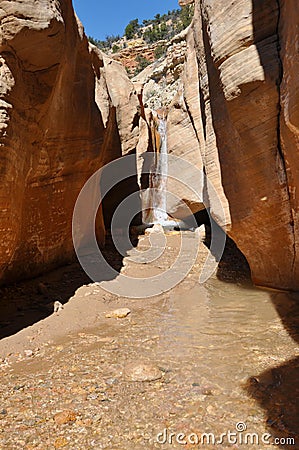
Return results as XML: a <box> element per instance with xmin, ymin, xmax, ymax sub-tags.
<box><xmin>0</xmin><ymin>232</ymin><xmax>298</xmax><ymax>449</ymax></box>
<box><xmin>123</xmin><ymin>276</ymin><xmax>299</xmax><ymax>449</ymax></box>
<box><xmin>157</xmin><ymin>280</ymin><xmax>286</xmax><ymax>384</ymax></box>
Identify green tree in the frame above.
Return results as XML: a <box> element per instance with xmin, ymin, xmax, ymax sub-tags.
<box><xmin>143</xmin><ymin>22</ymin><xmax>169</xmax><ymax>44</ymax></box>
<box><xmin>125</xmin><ymin>66</ymin><xmax>132</xmax><ymax>77</ymax></box>
<box><xmin>159</xmin><ymin>22</ymin><xmax>168</xmax><ymax>40</ymax></box>
<box><xmin>88</xmin><ymin>36</ymin><xmax>97</xmax><ymax>46</ymax></box>
<box><xmin>88</xmin><ymin>35</ymin><xmax>120</xmax><ymax>51</ymax></box>
<box><xmin>154</xmin><ymin>13</ymin><xmax>161</xmax><ymax>23</ymax></box>
<box><xmin>125</xmin><ymin>19</ymin><xmax>139</xmax><ymax>39</ymax></box>
<box><xmin>105</xmin><ymin>34</ymin><xmax>120</xmax><ymax>47</ymax></box>
<box><xmin>179</xmin><ymin>5</ymin><xmax>194</xmax><ymax>29</ymax></box>
<box><xmin>154</xmin><ymin>44</ymin><xmax>166</xmax><ymax>60</ymax></box>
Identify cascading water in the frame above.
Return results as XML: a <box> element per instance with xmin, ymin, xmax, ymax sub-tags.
<box><xmin>151</xmin><ymin>117</ymin><xmax>169</xmax><ymax>223</ymax></box>
<box><xmin>141</xmin><ymin>111</ymin><xmax>179</xmax><ymax>227</ymax></box>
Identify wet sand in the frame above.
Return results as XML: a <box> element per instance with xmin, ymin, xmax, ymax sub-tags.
<box><xmin>0</xmin><ymin>231</ymin><xmax>298</xmax><ymax>449</ymax></box>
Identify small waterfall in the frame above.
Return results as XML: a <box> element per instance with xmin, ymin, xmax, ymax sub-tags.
<box><xmin>151</xmin><ymin>116</ymin><xmax>169</xmax><ymax>223</ymax></box>
<box><xmin>141</xmin><ymin>109</ymin><xmax>179</xmax><ymax>227</ymax></box>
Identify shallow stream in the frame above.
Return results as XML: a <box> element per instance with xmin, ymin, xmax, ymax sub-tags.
<box><xmin>0</xmin><ymin>232</ymin><xmax>298</xmax><ymax>449</ymax></box>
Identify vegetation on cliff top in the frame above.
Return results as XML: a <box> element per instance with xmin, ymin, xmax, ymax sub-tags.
<box><xmin>88</xmin><ymin>5</ymin><xmax>194</xmax><ymax>52</ymax></box>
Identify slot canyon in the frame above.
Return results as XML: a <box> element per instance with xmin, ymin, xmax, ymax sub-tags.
<box><xmin>0</xmin><ymin>0</ymin><xmax>298</xmax><ymax>448</ymax></box>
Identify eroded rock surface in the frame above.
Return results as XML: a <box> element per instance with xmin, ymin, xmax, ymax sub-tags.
<box><xmin>0</xmin><ymin>0</ymin><xmax>140</xmax><ymax>284</ymax></box>
<box><xmin>133</xmin><ymin>28</ymin><xmax>205</xmax><ymax>219</ymax></box>
<box><xmin>136</xmin><ymin>0</ymin><xmax>299</xmax><ymax>290</ymax></box>
<box><xmin>1</xmin><ymin>0</ymin><xmax>298</xmax><ymax>292</ymax></box>
<box><xmin>278</xmin><ymin>0</ymin><xmax>299</xmax><ymax>287</ymax></box>
<box><xmin>187</xmin><ymin>0</ymin><xmax>298</xmax><ymax>290</ymax></box>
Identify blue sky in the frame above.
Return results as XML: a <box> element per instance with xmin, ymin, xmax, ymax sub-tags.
<box><xmin>73</xmin><ymin>0</ymin><xmax>180</xmax><ymax>40</ymax></box>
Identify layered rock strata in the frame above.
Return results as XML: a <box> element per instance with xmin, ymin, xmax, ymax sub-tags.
<box><xmin>1</xmin><ymin>0</ymin><xmax>298</xmax><ymax>292</ymax></box>
<box><xmin>136</xmin><ymin>0</ymin><xmax>299</xmax><ymax>290</ymax></box>
<box><xmin>0</xmin><ymin>0</ymin><xmax>140</xmax><ymax>283</ymax></box>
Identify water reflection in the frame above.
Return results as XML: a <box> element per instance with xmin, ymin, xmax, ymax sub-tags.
<box><xmin>148</xmin><ymin>277</ymin><xmax>299</xmax><ymax>446</ymax></box>
<box><xmin>246</xmin><ymin>290</ymin><xmax>299</xmax><ymax>447</ymax></box>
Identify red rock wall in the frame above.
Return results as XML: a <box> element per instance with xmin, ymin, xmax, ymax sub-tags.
<box><xmin>184</xmin><ymin>0</ymin><xmax>299</xmax><ymax>290</ymax></box>
<box><xmin>134</xmin><ymin>0</ymin><xmax>299</xmax><ymax>291</ymax></box>
<box><xmin>278</xmin><ymin>0</ymin><xmax>299</xmax><ymax>287</ymax></box>
<box><xmin>0</xmin><ymin>0</ymin><xmax>140</xmax><ymax>284</ymax></box>
<box><xmin>1</xmin><ymin>0</ymin><xmax>298</xmax><ymax>292</ymax></box>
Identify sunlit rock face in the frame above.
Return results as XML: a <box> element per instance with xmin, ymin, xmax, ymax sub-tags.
<box><xmin>179</xmin><ymin>0</ymin><xmax>194</xmax><ymax>5</ymax></box>
<box><xmin>1</xmin><ymin>0</ymin><xmax>298</xmax><ymax>293</ymax></box>
<box><xmin>278</xmin><ymin>0</ymin><xmax>299</xmax><ymax>289</ymax></box>
<box><xmin>136</xmin><ymin>0</ymin><xmax>299</xmax><ymax>291</ymax></box>
<box><xmin>185</xmin><ymin>0</ymin><xmax>299</xmax><ymax>290</ymax></box>
<box><xmin>134</xmin><ymin>28</ymin><xmax>206</xmax><ymax>221</ymax></box>
<box><xmin>0</xmin><ymin>0</ymin><xmax>140</xmax><ymax>284</ymax></box>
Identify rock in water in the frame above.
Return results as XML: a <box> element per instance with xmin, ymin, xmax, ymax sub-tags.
<box><xmin>145</xmin><ymin>224</ymin><xmax>164</xmax><ymax>234</ymax></box>
<box><xmin>123</xmin><ymin>362</ymin><xmax>162</xmax><ymax>382</ymax></box>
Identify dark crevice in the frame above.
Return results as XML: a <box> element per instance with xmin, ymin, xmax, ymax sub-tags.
<box><xmin>201</xmin><ymin>213</ymin><xmax>252</xmax><ymax>285</ymax></box>
<box><xmin>131</xmin><ymin>112</ymin><xmax>140</xmax><ymax>131</ymax></box>
<box><xmin>184</xmin><ymin>94</ymin><xmax>202</xmax><ymax>143</ymax></box>
<box><xmin>48</xmin><ymin>30</ymin><xmax>60</xmax><ymax>38</ymax></box>
<box><xmin>91</xmin><ymin>48</ymin><xmax>104</xmax><ymax>78</ymax></box>
<box><xmin>198</xmin><ymin>85</ymin><xmax>207</xmax><ymax>139</ymax></box>
<box><xmin>22</xmin><ymin>62</ymin><xmax>60</xmax><ymax>74</ymax></box>
<box><xmin>274</xmin><ymin>0</ymin><xmax>296</xmax><ymax>275</ymax></box>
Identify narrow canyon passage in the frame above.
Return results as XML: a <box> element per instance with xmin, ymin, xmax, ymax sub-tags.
<box><xmin>0</xmin><ymin>0</ymin><xmax>299</xmax><ymax>448</ymax></box>
<box><xmin>0</xmin><ymin>231</ymin><xmax>298</xmax><ymax>449</ymax></box>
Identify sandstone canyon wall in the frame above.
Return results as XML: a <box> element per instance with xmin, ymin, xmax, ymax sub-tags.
<box><xmin>0</xmin><ymin>0</ymin><xmax>298</xmax><ymax>292</ymax></box>
<box><xmin>136</xmin><ymin>0</ymin><xmax>299</xmax><ymax>290</ymax></box>
<box><xmin>195</xmin><ymin>0</ymin><xmax>297</xmax><ymax>290</ymax></box>
<box><xmin>188</xmin><ymin>0</ymin><xmax>299</xmax><ymax>291</ymax></box>
<box><xmin>0</xmin><ymin>0</ymin><xmax>140</xmax><ymax>284</ymax></box>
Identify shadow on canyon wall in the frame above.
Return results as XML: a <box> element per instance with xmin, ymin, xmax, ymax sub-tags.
<box><xmin>0</xmin><ymin>148</ymin><xmax>141</xmax><ymax>342</ymax></box>
<box><xmin>245</xmin><ymin>1</ymin><xmax>299</xmax><ymax>445</ymax></box>
<box><xmin>0</xmin><ymin>232</ymin><xmax>139</xmax><ymax>341</ymax></box>
<box><xmin>0</xmin><ymin>99</ymin><xmax>142</xmax><ymax>340</ymax></box>
<box><xmin>201</xmin><ymin>213</ymin><xmax>252</xmax><ymax>287</ymax></box>
<box><xmin>200</xmin><ymin>0</ymin><xmax>299</xmax><ymax>443</ymax></box>
<box><xmin>205</xmin><ymin>221</ymin><xmax>299</xmax><ymax>444</ymax></box>
<box><xmin>1</xmin><ymin>1</ymin><xmax>298</xmax><ymax>442</ymax></box>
